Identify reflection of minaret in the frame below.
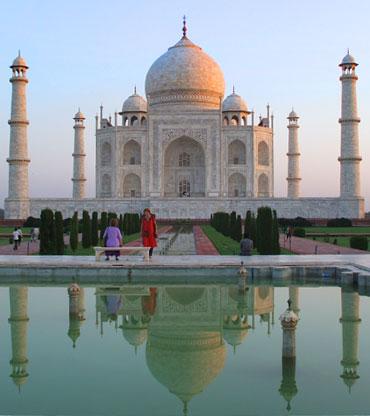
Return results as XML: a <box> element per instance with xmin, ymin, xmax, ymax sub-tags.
<box><xmin>68</xmin><ymin>284</ymin><xmax>86</xmax><ymax>348</ymax></box>
<box><xmin>279</xmin><ymin>300</ymin><xmax>299</xmax><ymax>411</ymax></box>
<box><xmin>289</xmin><ymin>287</ymin><xmax>300</xmax><ymax>315</ymax></box>
<box><xmin>340</xmin><ymin>288</ymin><xmax>361</xmax><ymax>392</ymax></box>
<box><xmin>8</xmin><ymin>287</ymin><xmax>29</xmax><ymax>390</ymax></box>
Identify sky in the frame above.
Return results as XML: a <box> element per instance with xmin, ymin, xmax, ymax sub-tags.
<box><xmin>0</xmin><ymin>0</ymin><xmax>369</xmax><ymax>210</ymax></box>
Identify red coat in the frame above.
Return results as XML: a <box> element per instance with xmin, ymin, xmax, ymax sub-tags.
<box><xmin>141</xmin><ymin>215</ymin><xmax>157</xmax><ymax>248</ymax></box>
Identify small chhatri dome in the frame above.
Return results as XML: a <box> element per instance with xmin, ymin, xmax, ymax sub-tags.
<box><xmin>11</xmin><ymin>51</ymin><xmax>28</xmax><ymax>69</ymax></box>
<box><xmin>222</xmin><ymin>90</ymin><xmax>248</xmax><ymax>112</ymax></box>
<box><xmin>145</xmin><ymin>18</ymin><xmax>225</xmax><ymax>108</ymax></box>
<box><xmin>122</xmin><ymin>89</ymin><xmax>148</xmax><ymax>113</ymax></box>
<box><xmin>340</xmin><ymin>50</ymin><xmax>358</xmax><ymax>67</ymax></box>
<box><xmin>288</xmin><ymin>109</ymin><xmax>299</xmax><ymax>119</ymax></box>
<box><xmin>74</xmin><ymin>110</ymin><xmax>85</xmax><ymax>120</ymax></box>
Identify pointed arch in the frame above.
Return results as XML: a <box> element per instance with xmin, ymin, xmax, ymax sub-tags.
<box><xmin>258</xmin><ymin>141</ymin><xmax>269</xmax><ymax>166</ymax></box>
<box><xmin>258</xmin><ymin>173</ymin><xmax>269</xmax><ymax>197</ymax></box>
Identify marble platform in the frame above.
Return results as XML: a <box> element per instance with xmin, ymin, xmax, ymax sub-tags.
<box><xmin>0</xmin><ymin>254</ymin><xmax>369</xmax><ymax>288</ymax></box>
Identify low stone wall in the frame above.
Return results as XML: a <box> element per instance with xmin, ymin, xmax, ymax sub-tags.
<box><xmin>4</xmin><ymin>195</ymin><xmax>365</xmax><ymax>219</ymax></box>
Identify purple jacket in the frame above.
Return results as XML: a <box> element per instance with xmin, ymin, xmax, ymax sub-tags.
<box><xmin>103</xmin><ymin>226</ymin><xmax>122</xmax><ymax>247</ymax></box>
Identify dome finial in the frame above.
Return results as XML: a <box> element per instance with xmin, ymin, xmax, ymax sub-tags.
<box><xmin>182</xmin><ymin>15</ymin><xmax>187</xmax><ymax>37</ymax></box>
<box><xmin>232</xmin><ymin>84</ymin><xmax>235</xmax><ymax>94</ymax></box>
<box><xmin>134</xmin><ymin>85</ymin><xmax>137</xmax><ymax>95</ymax></box>
<box><xmin>18</xmin><ymin>49</ymin><xmax>21</xmax><ymax>57</ymax></box>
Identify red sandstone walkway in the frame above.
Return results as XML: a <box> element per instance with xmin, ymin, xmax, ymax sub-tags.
<box><xmin>193</xmin><ymin>225</ymin><xmax>219</xmax><ymax>255</ymax></box>
<box><xmin>124</xmin><ymin>226</ymin><xmax>173</xmax><ymax>247</ymax></box>
<box><xmin>280</xmin><ymin>234</ymin><xmax>368</xmax><ymax>255</ymax></box>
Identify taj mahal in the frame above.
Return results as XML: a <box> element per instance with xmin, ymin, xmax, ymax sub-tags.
<box><xmin>4</xmin><ymin>19</ymin><xmax>365</xmax><ymax>219</ymax></box>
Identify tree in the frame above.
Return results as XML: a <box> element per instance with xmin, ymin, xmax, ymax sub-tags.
<box><xmin>91</xmin><ymin>211</ymin><xmax>99</xmax><ymax>246</ymax></box>
<box><xmin>82</xmin><ymin>210</ymin><xmax>92</xmax><ymax>248</ymax></box>
<box><xmin>234</xmin><ymin>215</ymin><xmax>242</xmax><ymax>242</ymax></box>
<box><xmin>119</xmin><ymin>214</ymin><xmax>124</xmax><ymax>234</ymax></box>
<box><xmin>100</xmin><ymin>212</ymin><xmax>108</xmax><ymax>241</ymax></box>
<box><xmin>256</xmin><ymin>206</ymin><xmax>273</xmax><ymax>255</ymax></box>
<box><xmin>272</xmin><ymin>210</ymin><xmax>281</xmax><ymax>254</ymax></box>
<box><xmin>39</xmin><ymin>208</ymin><xmax>55</xmax><ymax>255</ymax></box>
<box><xmin>55</xmin><ymin>211</ymin><xmax>65</xmax><ymax>255</ymax></box>
<box><xmin>230</xmin><ymin>211</ymin><xmax>237</xmax><ymax>239</ymax></box>
<box><xmin>70</xmin><ymin>212</ymin><xmax>78</xmax><ymax>252</ymax></box>
<box><xmin>244</xmin><ymin>210</ymin><xmax>257</xmax><ymax>244</ymax></box>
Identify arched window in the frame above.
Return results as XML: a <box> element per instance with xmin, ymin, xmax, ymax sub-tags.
<box><xmin>223</xmin><ymin>116</ymin><xmax>229</xmax><ymax>126</ymax></box>
<box><xmin>130</xmin><ymin>116</ymin><xmax>138</xmax><ymax>126</ymax></box>
<box><xmin>258</xmin><ymin>141</ymin><xmax>269</xmax><ymax>166</ymax></box>
<box><xmin>258</xmin><ymin>173</ymin><xmax>269</xmax><ymax>197</ymax></box>
<box><xmin>101</xmin><ymin>142</ymin><xmax>112</xmax><ymax>166</ymax></box>
<box><xmin>241</xmin><ymin>116</ymin><xmax>247</xmax><ymax>126</ymax></box>
<box><xmin>123</xmin><ymin>173</ymin><xmax>141</xmax><ymax>198</ymax></box>
<box><xmin>179</xmin><ymin>178</ymin><xmax>190</xmax><ymax>196</ymax></box>
<box><xmin>179</xmin><ymin>152</ymin><xmax>190</xmax><ymax>167</ymax></box>
<box><xmin>231</xmin><ymin>116</ymin><xmax>239</xmax><ymax>126</ymax></box>
<box><xmin>101</xmin><ymin>174</ymin><xmax>112</xmax><ymax>197</ymax></box>
<box><xmin>228</xmin><ymin>140</ymin><xmax>246</xmax><ymax>165</ymax></box>
<box><xmin>141</xmin><ymin>116</ymin><xmax>147</xmax><ymax>126</ymax></box>
<box><xmin>122</xmin><ymin>140</ymin><xmax>141</xmax><ymax>165</ymax></box>
<box><xmin>228</xmin><ymin>173</ymin><xmax>246</xmax><ymax>197</ymax></box>
<box><xmin>123</xmin><ymin>117</ymin><xmax>129</xmax><ymax>127</ymax></box>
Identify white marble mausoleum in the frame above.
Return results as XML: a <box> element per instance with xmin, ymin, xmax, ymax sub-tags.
<box><xmin>4</xmin><ymin>21</ymin><xmax>365</xmax><ymax>219</ymax></box>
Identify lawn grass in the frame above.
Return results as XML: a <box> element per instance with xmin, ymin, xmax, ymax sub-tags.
<box><xmin>0</xmin><ymin>226</ymin><xmax>32</xmax><ymax>234</ymax></box>
<box><xmin>201</xmin><ymin>225</ymin><xmax>241</xmax><ymax>255</ymax></box>
<box><xmin>306</xmin><ymin>235</ymin><xmax>370</xmax><ymax>251</ymax></box>
<box><xmin>63</xmin><ymin>232</ymin><xmax>141</xmax><ymax>256</ymax></box>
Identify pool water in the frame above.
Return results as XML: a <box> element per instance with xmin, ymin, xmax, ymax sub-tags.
<box><xmin>0</xmin><ymin>283</ymin><xmax>369</xmax><ymax>415</ymax></box>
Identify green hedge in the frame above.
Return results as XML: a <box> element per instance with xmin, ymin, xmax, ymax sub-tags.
<box><xmin>350</xmin><ymin>236</ymin><xmax>368</xmax><ymax>251</ymax></box>
<box><xmin>293</xmin><ymin>227</ymin><xmax>306</xmax><ymax>237</ymax></box>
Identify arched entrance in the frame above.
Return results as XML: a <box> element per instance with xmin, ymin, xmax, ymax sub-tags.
<box><xmin>164</xmin><ymin>137</ymin><xmax>205</xmax><ymax>197</ymax></box>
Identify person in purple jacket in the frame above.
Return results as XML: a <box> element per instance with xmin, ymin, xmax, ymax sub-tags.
<box><xmin>103</xmin><ymin>218</ymin><xmax>123</xmax><ymax>261</ymax></box>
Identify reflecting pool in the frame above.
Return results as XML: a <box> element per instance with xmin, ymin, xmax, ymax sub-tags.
<box><xmin>0</xmin><ymin>283</ymin><xmax>370</xmax><ymax>415</ymax></box>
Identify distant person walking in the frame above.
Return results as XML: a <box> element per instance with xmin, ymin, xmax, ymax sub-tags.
<box><xmin>30</xmin><ymin>227</ymin><xmax>39</xmax><ymax>242</ymax></box>
<box><xmin>240</xmin><ymin>233</ymin><xmax>254</xmax><ymax>256</ymax></box>
<box><xmin>12</xmin><ymin>227</ymin><xmax>19</xmax><ymax>251</ymax></box>
<box><xmin>17</xmin><ymin>227</ymin><xmax>23</xmax><ymax>247</ymax></box>
<box><xmin>141</xmin><ymin>208</ymin><xmax>157</xmax><ymax>258</ymax></box>
<box><xmin>103</xmin><ymin>218</ymin><xmax>123</xmax><ymax>261</ymax></box>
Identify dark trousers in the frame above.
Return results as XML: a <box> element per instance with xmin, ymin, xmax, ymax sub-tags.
<box><xmin>149</xmin><ymin>247</ymin><xmax>154</xmax><ymax>257</ymax></box>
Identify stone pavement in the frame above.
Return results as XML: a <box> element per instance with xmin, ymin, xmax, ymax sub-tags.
<box><xmin>193</xmin><ymin>225</ymin><xmax>219</xmax><ymax>255</ymax></box>
<box><xmin>280</xmin><ymin>234</ymin><xmax>368</xmax><ymax>255</ymax></box>
<box><xmin>0</xmin><ymin>238</ymin><xmax>40</xmax><ymax>255</ymax></box>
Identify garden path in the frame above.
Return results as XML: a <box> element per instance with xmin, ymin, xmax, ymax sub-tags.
<box><xmin>193</xmin><ymin>225</ymin><xmax>219</xmax><ymax>255</ymax></box>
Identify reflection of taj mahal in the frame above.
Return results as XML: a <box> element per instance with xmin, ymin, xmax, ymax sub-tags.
<box><xmin>5</xmin><ymin>284</ymin><xmax>362</xmax><ymax>413</ymax></box>
<box><xmin>4</xmin><ymin>19</ymin><xmax>365</xmax><ymax>219</ymax></box>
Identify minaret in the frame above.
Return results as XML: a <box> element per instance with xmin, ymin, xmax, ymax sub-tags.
<box><xmin>8</xmin><ymin>287</ymin><xmax>30</xmax><ymax>390</ymax></box>
<box><xmin>286</xmin><ymin>109</ymin><xmax>301</xmax><ymax>198</ymax></box>
<box><xmin>289</xmin><ymin>287</ymin><xmax>300</xmax><ymax>315</ymax></box>
<box><xmin>72</xmin><ymin>110</ymin><xmax>86</xmax><ymax>199</ymax></box>
<box><xmin>338</xmin><ymin>51</ymin><xmax>361</xmax><ymax>198</ymax></box>
<box><xmin>279</xmin><ymin>299</ymin><xmax>299</xmax><ymax>411</ymax></box>
<box><xmin>6</xmin><ymin>53</ymin><xmax>30</xmax><ymax>219</ymax></box>
<box><xmin>340</xmin><ymin>287</ymin><xmax>361</xmax><ymax>392</ymax></box>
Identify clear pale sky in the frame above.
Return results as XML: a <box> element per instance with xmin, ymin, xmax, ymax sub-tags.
<box><xmin>0</xmin><ymin>0</ymin><xmax>369</xmax><ymax>210</ymax></box>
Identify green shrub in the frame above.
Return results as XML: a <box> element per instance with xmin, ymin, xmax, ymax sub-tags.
<box><xmin>24</xmin><ymin>216</ymin><xmax>40</xmax><ymax>228</ymax></box>
<box><xmin>70</xmin><ymin>212</ymin><xmax>78</xmax><ymax>252</ymax></box>
<box><xmin>91</xmin><ymin>212</ymin><xmax>99</xmax><ymax>246</ymax></box>
<box><xmin>100</xmin><ymin>212</ymin><xmax>108</xmax><ymax>241</ymax></box>
<box><xmin>39</xmin><ymin>208</ymin><xmax>56</xmax><ymax>255</ymax></box>
<box><xmin>350</xmin><ymin>236</ymin><xmax>368</xmax><ymax>251</ymax></box>
<box><xmin>54</xmin><ymin>211</ymin><xmax>64</xmax><ymax>255</ymax></box>
<box><xmin>327</xmin><ymin>217</ymin><xmax>352</xmax><ymax>227</ymax></box>
<box><xmin>256</xmin><ymin>207</ymin><xmax>273</xmax><ymax>254</ymax></box>
<box><xmin>292</xmin><ymin>227</ymin><xmax>306</xmax><ymax>237</ymax></box>
<box><xmin>233</xmin><ymin>215</ymin><xmax>242</xmax><ymax>242</ymax></box>
<box><xmin>82</xmin><ymin>211</ymin><xmax>92</xmax><ymax>248</ymax></box>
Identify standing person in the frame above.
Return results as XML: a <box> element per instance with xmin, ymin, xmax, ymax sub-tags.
<box><xmin>240</xmin><ymin>232</ymin><xmax>253</xmax><ymax>256</ymax></box>
<box><xmin>12</xmin><ymin>227</ymin><xmax>19</xmax><ymax>251</ymax></box>
<box><xmin>103</xmin><ymin>218</ymin><xmax>123</xmax><ymax>261</ymax></box>
<box><xmin>17</xmin><ymin>227</ymin><xmax>23</xmax><ymax>247</ymax></box>
<box><xmin>141</xmin><ymin>208</ymin><xmax>157</xmax><ymax>258</ymax></box>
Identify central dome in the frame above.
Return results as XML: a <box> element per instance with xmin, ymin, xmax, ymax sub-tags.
<box><xmin>145</xmin><ymin>35</ymin><xmax>225</xmax><ymax>109</ymax></box>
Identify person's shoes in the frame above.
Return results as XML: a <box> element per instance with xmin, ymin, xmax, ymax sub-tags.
<box><xmin>115</xmin><ymin>256</ymin><xmax>119</xmax><ymax>261</ymax></box>
<box><xmin>105</xmin><ymin>256</ymin><xmax>109</xmax><ymax>261</ymax></box>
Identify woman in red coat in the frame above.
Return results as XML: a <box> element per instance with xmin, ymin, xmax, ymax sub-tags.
<box><xmin>141</xmin><ymin>208</ymin><xmax>157</xmax><ymax>258</ymax></box>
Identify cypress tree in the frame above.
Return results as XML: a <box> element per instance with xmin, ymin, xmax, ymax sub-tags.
<box><xmin>40</xmin><ymin>208</ymin><xmax>55</xmax><ymax>255</ymax></box>
<box><xmin>272</xmin><ymin>210</ymin><xmax>281</xmax><ymax>254</ymax></box>
<box><xmin>230</xmin><ymin>211</ymin><xmax>237</xmax><ymax>239</ymax></box>
<box><xmin>119</xmin><ymin>214</ymin><xmax>124</xmax><ymax>234</ymax></box>
<box><xmin>245</xmin><ymin>210</ymin><xmax>252</xmax><ymax>237</ymax></box>
<box><xmin>91</xmin><ymin>212</ymin><xmax>99</xmax><ymax>246</ymax></box>
<box><xmin>256</xmin><ymin>206</ymin><xmax>273</xmax><ymax>254</ymax></box>
<box><xmin>250</xmin><ymin>212</ymin><xmax>257</xmax><ymax>245</ymax></box>
<box><xmin>234</xmin><ymin>215</ymin><xmax>242</xmax><ymax>242</ymax></box>
<box><xmin>100</xmin><ymin>212</ymin><xmax>108</xmax><ymax>241</ymax></box>
<box><xmin>55</xmin><ymin>211</ymin><xmax>65</xmax><ymax>255</ymax></box>
<box><xmin>70</xmin><ymin>212</ymin><xmax>78</xmax><ymax>252</ymax></box>
<box><xmin>82</xmin><ymin>210</ymin><xmax>92</xmax><ymax>248</ymax></box>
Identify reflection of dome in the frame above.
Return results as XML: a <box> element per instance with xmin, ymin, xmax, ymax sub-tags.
<box><xmin>223</xmin><ymin>328</ymin><xmax>248</xmax><ymax>348</ymax></box>
<box><xmin>222</xmin><ymin>92</ymin><xmax>248</xmax><ymax>112</ymax></box>
<box><xmin>258</xmin><ymin>286</ymin><xmax>270</xmax><ymax>300</ymax></box>
<box><xmin>122</xmin><ymin>93</ymin><xmax>147</xmax><ymax>113</ymax></box>
<box><xmin>146</xmin><ymin>332</ymin><xmax>226</xmax><ymax>404</ymax></box>
<box><xmin>10</xmin><ymin>369</ymin><xmax>29</xmax><ymax>387</ymax></box>
<box><xmin>145</xmin><ymin>35</ymin><xmax>225</xmax><ymax>109</ymax></box>
<box><xmin>165</xmin><ymin>287</ymin><xmax>205</xmax><ymax>306</ymax></box>
<box><xmin>122</xmin><ymin>328</ymin><xmax>148</xmax><ymax>348</ymax></box>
